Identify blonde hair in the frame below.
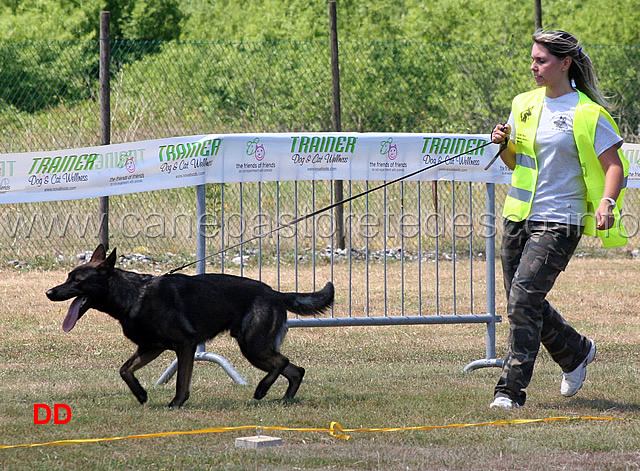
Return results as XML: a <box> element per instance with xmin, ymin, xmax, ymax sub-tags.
<box><xmin>532</xmin><ymin>29</ymin><xmax>609</xmax><ymax>109</ymax></box>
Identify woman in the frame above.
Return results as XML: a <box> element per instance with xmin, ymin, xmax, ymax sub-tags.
<box><xmin>489</xmin><ymin>30</ymin><xmax>628</xmax><ymax>410</ymax></box>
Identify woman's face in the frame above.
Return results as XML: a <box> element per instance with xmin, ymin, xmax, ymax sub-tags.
<box><xmin>530</xmin><ymin>42</ymin><xmax>571</xmax><ymax>90</ymax></box>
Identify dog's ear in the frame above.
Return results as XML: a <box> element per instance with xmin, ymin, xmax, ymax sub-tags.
<box><xmin>99</xmin><ymin>248</ymin><xmax>117</xmax><ymax>272</ymax></box>
<box><xmin>90</xmin><ymin>244</ymin><xmax>106</xmax><ymax>262</ymax></box>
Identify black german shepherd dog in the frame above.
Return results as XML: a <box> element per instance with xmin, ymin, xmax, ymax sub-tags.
<box><xmin>46</xmin><ymin>244</ymin><xmax>334</xmax><ymax>408</ymax></box>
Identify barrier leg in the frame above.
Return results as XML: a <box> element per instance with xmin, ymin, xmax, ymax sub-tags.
<box><xmin>156</xmin><ymin>343</ymin><xmax>248</xmax><ymax>386</ymax></box>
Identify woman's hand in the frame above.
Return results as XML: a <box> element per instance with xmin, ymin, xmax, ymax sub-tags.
<box><xmin>596</xmin><ymin>198</ymin><xmax>616</xmax><ymax>230</ymax></box>
<box><xmin>491</xmin><ymin>124</ymin><xmax>511</xmax><ymax>144</ymax></box>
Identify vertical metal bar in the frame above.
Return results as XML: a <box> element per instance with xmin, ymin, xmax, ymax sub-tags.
<box><xmin>239</xmin><ymin>182</ymin><xmax>244</xmax><ymax>277</ymax></box>
<box><xmin>276</xmin><ymin>182</ymin><xmax>281</xmax><ymax>290</ymax></box>
<box><xmin>418</xmin><ymin>181</ymin><xmax>422</xmax><ymax>316</ymax></box>
<box><xmin>383</xmin><ymin>183</ymin><xmax>388</xmax><ymax>316</ymax></box>
<box><xmin>196</xmin><ymin>185</ymin><xmax>206</xmax><ymax>275</ymax></box>
<box><xmin>258</xmin><ymin>181</ymin><xmax>262</xmax><ymax>281</ymax></box>
<box><xmin>401</xmin><ymin>181</ymin><xmax>405</xmax><ymax>316</ymax></box>
<box><xmin>330</xmin><ymin>180</ymin><xmax>335</xmax><ymax>316</ymax></box>
<box><xmin>485</xmin><ymin>183</ymin><xmax>497</xmax><ymax>359</ymax></box>
<box><xmin>452</xmin><ymin>181</ymin><xmax>457</xmax><ymax>315</ymax></box>
<box><xmin>294</xmin><ymin>181</ymin><xmax>299</xmax><ymax>292</ymax></box>
<box><xmin>348</xmin><ymin>180</ymin><xmax>353</xmax><ymax>317</ymax></box>
<box><xmin>366</xmin><ymin>181</ymin><xmax>370</xmax><ymax>317</ymax></box>
<box><xmin>469</xmin><ymin>182</ymin><xmax>474</xmax><ymax>314</ymax></box>
<box><xmin>220</xmin><ymin>184</ymin><xmax>225</xmax><ymax>273</ymax></box>
<box><xmin>312</xmin><ymin>181</ymin><xmax>316</xmax><ymax>290</ymax></box>
<box><xmin>435</xmin><ymin>189</ymin><xmax>440</xmax><ymax>316</ymax></box>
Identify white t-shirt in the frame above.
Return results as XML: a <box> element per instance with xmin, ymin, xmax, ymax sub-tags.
<box><xmin>507</xmin><ymin>91</ymin><xmax>623</xmax><ymax>225</ymax></box>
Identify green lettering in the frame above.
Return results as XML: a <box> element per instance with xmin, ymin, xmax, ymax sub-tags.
<box><xmin>474</xmin><ymin>139</ymin><xmax>487</xmax><ymax>155</ymax></box>
<box><xmin>345</xmin><ymin>136</ymin><xmax>357</xmax><ymax>153</ymax></box>
<box><xmin>66</xmin><ymin>155</ymin><xmax>78</xmax><ymax>172</ymax></box>
<box><xmin>430</xmin><ymin>138</ymin><xmax>442</xmax><ymax>153</ymax></box>
<box><xmin>201</xmin><ymin>140</ymin><xmax>211</xmax><ymax>157</ymax></box>
<box><xmin>39</xmin><ymin>157</ymin><xmax>52</xmax><ymax>173</ymax></box>
<box><xmin>299</xmin><ymin>136</ymin><xmax>310</xmax><ymax>153</ymax></box>
<box><xmin>49</xmin><ymin>156</ymin><xmax>62</xmax><ymax>173</ymax></box>
<box><xmin>175</xmin><ymin>144</ymin><xmax>186</xmax><ymax>159</ymax></box>
<box><xmin>452</xmin><ymin>138</ymin><xmax>465</xmax><ymax>154</ymax></box>
<box><xmin>210</xmin><ymin>138</ymin><xmax>221</xmax><ymax>156</ymax></box>
<box><xmin>422</xmin><ymin>137</ymin><xmax>432</xmax><ymax>153</ymax></box>
<box><xmin>158</xmin><ymin>145</ymin><xmax>167</xmax><ymax>162</ymax></box>
<box><xmin>309</xmin><ymin>136</ymin><xmax>321</xmax><ymax>153</ymax></box>
<box><xmin>74</xmin><ymin>155</ymin><xmax>86</xmax><ymax>171</ymax></box>
<box><xmin>290</xmin><ymin>136</ymin><xmax>300</xmax><ymax>153</ymax></box>
<box><xmin>185</xmin><ymin>142</ymin><xmax>199</xmax><ymax>158</ymax></box>
<box><xmin>440</xmin><ymin>138</ymin><xmax>452</xmax><ymax>154</ymax></box>
<box><xmin>28</xmin><ymin>157</ymin><xmax>42</xmax><ymax>174</ymax></box>
<box><xmin>166</xmin><ymin>145</ymin><xmax>177</xmax><ymax>161</ymax></box>
<box><xmin>324</xmin><ymin>136</ymin><xmax>336</xmax><ymax>153</ymax></box>
<box><xmin>84</xmin><ymin>153</ymin><xmax>98</xmax><ymax>170</ymax></box>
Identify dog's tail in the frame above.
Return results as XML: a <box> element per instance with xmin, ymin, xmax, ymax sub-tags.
<box><xmin>281</xmin><ymin>282</ymin><xmax>334</xmax><ymax>316</ymax></box>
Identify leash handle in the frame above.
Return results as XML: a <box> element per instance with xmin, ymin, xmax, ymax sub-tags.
<box><xmin>483</xmin><ymin>124</ymin><xmax>510</xmax><ymax>171</ymax></box>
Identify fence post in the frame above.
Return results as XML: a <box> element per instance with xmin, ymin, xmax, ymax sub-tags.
<box><xmin>534</xmin><ymin>0</ymin><xmax>543</xmax><ymax>29</ymax></box>
<box><xmin>98</xmin><ymin>11</ymin><xmax>110</xmax><ymax>250</ymax></box>
<box><xmin>329</xmin><ymin>1</ymin><xmax>345</xmax><ymax>250</ymax></box>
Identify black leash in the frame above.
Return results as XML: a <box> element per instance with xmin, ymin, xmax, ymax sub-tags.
<box><xmin>166</xmin><ymin>137</ymin><xmax>508</xmax><ymax>275</ymax></box>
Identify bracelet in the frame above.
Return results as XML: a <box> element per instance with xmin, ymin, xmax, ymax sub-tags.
<box><xmin>601</xmin><ymin>197</ymin><xmax>616</xmax><ymax>209</ymax></box>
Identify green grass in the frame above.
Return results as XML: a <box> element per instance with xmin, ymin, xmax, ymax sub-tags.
<box><xmin>1</xmin><ymin>259</ymin><xmax>639</xmax><ymax>470</ymax></box>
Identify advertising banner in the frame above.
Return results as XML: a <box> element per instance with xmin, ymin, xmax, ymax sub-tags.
<box><xmin>0</xmin><ymin>133</ymin><xmax>637</xmax><ymax>204</ymax></box>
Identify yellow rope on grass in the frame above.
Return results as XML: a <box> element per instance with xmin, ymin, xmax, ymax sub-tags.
<box><xmin>0</xmin><ymin>416</ymin><xmax>623</xmax><ymax>449</ymax></box>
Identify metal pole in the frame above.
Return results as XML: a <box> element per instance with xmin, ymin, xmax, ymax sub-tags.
<box><xmin>98</xmin><ymin>11</ymin><xmax>110</xmax><ymax>250</ymax></box>
<box><xmin>196</xmin><ymin>185</ymin><xmax>206</xmax><ymax>275</ymax></box>
<box><xmin>534</xmin><ymin>0</ymin><xmax>543</xmax><ymax>30</ymax></box>
<box><xmin>329</xmin><ymin>1</ymin><xmax>345</xmax><ymax>250</ymax></box>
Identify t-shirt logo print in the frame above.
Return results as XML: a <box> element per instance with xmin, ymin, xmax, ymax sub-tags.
<box><xmin>552</xmin><ymin>114</ymin><xmax>571</xmax><ymax>132</ymax></box>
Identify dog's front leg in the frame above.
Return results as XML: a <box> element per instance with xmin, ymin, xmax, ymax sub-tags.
<box><xmin>120</xmin><ymin>348</ymin><xmax>163</xmax><ymax>404</ymax></box>
<box><xmin>168</xmin><ymin>344</ymin><xmax>197</xmax><ymax>408</ymax></box>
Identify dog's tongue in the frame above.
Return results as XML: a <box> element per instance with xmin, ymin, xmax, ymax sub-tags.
<box><xmin>62</xmin><ymin>297</ymin><xmax>86</xmax><ymax>332</ymax></box>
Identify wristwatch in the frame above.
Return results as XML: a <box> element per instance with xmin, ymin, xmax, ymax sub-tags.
<box><xmin>601</xmin><ymin>197</ymin><xmax>616</xmax><ymax>209</ymax></box>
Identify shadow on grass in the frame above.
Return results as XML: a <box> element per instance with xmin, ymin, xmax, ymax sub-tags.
<box><xmin>538</xmin><ymin>397</ymin><xmax>640</xmax><ymax>413</ymax></box>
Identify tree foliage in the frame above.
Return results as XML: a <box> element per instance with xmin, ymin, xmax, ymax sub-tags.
<box><xmin>0</xmin><ymin>0</ymin><xmax>638</xmax><ymax>151</ymax></box>
<box><xmin>0</xmin><ymin>0</ymin><xmax>637</xmax><ymax>45</ymax></box>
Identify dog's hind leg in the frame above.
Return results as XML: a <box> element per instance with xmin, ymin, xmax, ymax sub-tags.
<box><xmin>236</xmin><ymin>338</ymin><xmax>289</xmax><ymax>400</ymax></box>
<box><xmin>281</xmin><ymin>363</ymin><xmax>305</xmax><ymax>399</ymax></box>
<box><xmin>168</xmin><ymin>344</ymin><xmax>198</xmax><ymax>408</ymax></box>
<box><xmin>237</xmin><ymin>304</ymin><xmax>298</xmax><ymax>400</ymax></box>
<box><xmin>252</xmin><ymin>354</ymin><xmax>290</xmax><ymax>400</ymax></box>
<box><xmin>120</xmin><ymin>348</ymin><xmax>164</xmax><ymax>405</ymax></box>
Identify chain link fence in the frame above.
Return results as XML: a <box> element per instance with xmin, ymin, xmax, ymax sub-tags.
<box><xmin>1</xmin><ymin>39</ymin><xmax>639</xmax><ymax>265</ymax></box>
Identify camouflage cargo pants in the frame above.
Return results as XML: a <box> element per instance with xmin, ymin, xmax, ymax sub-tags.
<box><xmin>494</xmin><ymin>220</ymin><xmax>592</xmax><ymax>406</ymax></box>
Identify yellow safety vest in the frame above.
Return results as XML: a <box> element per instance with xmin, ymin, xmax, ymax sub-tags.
<box><xmin>503</xmin><ymin>88</ymin><xmax>629</xmax><ymax>248</ymax></box>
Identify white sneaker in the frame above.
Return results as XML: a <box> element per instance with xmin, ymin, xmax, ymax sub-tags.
<box><xmin>561</xmin><ymin>339</ymin><xmax>596</xmax><ymax>397</ymax></box>
<box><xmin>489</xmin><ymin>396</ymin><xmax>520</xmax><ymax>410</ymax></box>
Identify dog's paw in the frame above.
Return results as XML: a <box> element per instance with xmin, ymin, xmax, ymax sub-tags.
<box><xmin>136</xmin><ymin>391</ymin><xmax>148</xmax><ymax>405</ymax></box>
<box><xmin>168</xmin><ymin>393</ymin><xmax>189</xmax><ymax>408</ymax></box>
<box><xmin>253</xmin><ymin>389</ymin><xmax>267</xmax><ymax>400</ymax></box>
